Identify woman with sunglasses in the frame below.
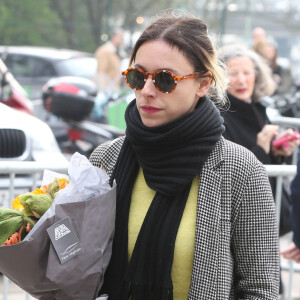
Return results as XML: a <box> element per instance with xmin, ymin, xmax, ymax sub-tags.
<box><xmin>90</xmin><ymin>13</ymin><xmax>279</xmax><ymax>300</ymax></box>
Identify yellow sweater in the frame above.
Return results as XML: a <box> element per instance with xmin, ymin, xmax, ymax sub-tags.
<box><xmin>128</xmin><ymin>168</ymin><xmax>198</xmax><ymax>299</ymax></box>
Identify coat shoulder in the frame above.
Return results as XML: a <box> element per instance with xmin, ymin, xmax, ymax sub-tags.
<box><xmin>212</xmin><ymin>137</ymin><xmax>270</xmax><ymax>190</ymax></box>
<box><xmin>219</xmin><ymin>137</ymin><xmax>265</xmax><ymax>171</ymax></box>
<box><xmin>89</xmin><ymin>137</ymin><xmax>125</xmax><ymax>175</ymax></box>
<box><xmin>216</xmin><ymin>138</ymin><xmax>271</xmax><ymax>206</ymax></box>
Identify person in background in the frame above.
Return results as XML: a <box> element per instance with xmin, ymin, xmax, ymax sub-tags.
<box><xmin>90</xmin><ymin>13</ymin><xmax>279</xmax><ymax>300</ymax></box>
<box><xmin>94</xmin><ymin>28</ymin><xmax>124</xmax><ymax>96</ymax></box>
<box><xmin>281</xmin><ymin>151</ymin><xmax>300</xmax><ymax>263</ymax></box>
<box><xmin>252</xmin><ymin>27</ymin><xmax>267</xmax><ymax>46</ymax></box>
<box><xmin>253</xmin><ymin>39</ymin><xmax>293</xmax><ymax>95</ymax></box>
<box><xmin>219</xmin><ymin>44</ymin><xmax>300</xmax><ymax>295</ymax></box>
<box><xmin>93</xmin><ymin>29</ymin><xmax>125</xmax><ymax>122</ymax></box>
<box><xmin>219</xmin><ymin>45</ymin><xmax>299</xmax><ymax>236</ymax></box>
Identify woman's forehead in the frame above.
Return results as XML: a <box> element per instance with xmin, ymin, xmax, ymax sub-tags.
<box><xmin>227</xmin><ymin>56</ymin><xmax>254</xmax><ymax>69</ymax></box>
<box><xmin>134</xmin><ymin>40</ymin><xmax>194</xmax><ymax>73</ymax></box>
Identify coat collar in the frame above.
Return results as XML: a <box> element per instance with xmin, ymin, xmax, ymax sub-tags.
<box><xmin>203</xmin><ymin>136</ymin><xmax>225</xmax><ymax>171</ymax></box>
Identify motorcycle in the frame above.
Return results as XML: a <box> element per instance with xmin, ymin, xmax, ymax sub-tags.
<box><xmin>271</xmin><ymin>82</ymin><xmax>300</xmax><ymax>118</ymax></box>
<box><xmin>42</xmin><ymin>76</ymin><xmax>124</xmax><ymax>158</ymax></box>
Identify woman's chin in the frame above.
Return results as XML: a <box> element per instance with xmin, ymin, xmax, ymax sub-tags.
<box><xmin>142</xmin><ymin>119</ymin><xmax>161</xmax><ymax>127</ymax></box>
<box><xmin>233</xmin><ymin>93</ymin><xmax>251</xmax><ymax>103</ymax></box>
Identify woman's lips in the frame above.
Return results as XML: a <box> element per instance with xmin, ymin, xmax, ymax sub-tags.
<box><xmin>236</xmin><ymin>89</ymin><xmax>247</xmax><ymax>94</ymax></box>
<box><xmin>141</xmin><ymin>106</ymin><xmax>162</xmax><ymax>114</ymax></box>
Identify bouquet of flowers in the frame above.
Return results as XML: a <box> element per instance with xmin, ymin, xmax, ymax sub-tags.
<box><xmin>0</xmin><ymin>153</ymin><xmax>116</xmax><ymax>300</ymax></box>
<box><xmin>0</xmin><ymin>177</ymin><xmax>69</xmax><ymax>246</ymax></box>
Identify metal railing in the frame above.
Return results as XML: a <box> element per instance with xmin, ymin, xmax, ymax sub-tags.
<box><xmin>0</xmin><ymin>161</ymin><xmax>68</xmax><ymax>300</ymax></box>
<box><xmin>270</xmin><ymin>116</ymin><xmax>300</xmax><ymax>164</ymax></box>
<box><xmin>271</xmin><ymin>116</ymin><xmax>300</xmax><ymax>128</ymax></box>
<box><xmin>0</xmin><ymin>162</ymin><xmax>299</xmax><ymax>299</ymax></box>
<box><xmin>265</xmin><ymin>164</ymin><xmax>298</xmax><ymax>300</ymax></box>
<box><xmin>268</xmin><ymin>117</ymin><xmax>300</xmax><ymax>299</ymax></box>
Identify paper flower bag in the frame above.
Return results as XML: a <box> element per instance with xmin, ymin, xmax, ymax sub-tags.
<box><xmin>0</xmin><ymin>153</ymin><xmax>116</xmax><ymax>300</ymax></box>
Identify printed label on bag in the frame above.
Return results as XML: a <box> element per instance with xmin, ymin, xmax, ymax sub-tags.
<box><xmin>47</xmin><ymin>216</ymin><xmax>84</xmax><ymax>264</ymax></box>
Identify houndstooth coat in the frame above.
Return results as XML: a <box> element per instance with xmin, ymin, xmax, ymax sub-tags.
<box><xmin>90</xmin><ymin>136</ymin><xmax>280</xmax><ymax>300</ymax></box>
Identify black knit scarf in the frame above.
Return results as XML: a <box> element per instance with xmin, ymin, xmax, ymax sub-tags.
<box><xmin>102</xmin><ymin>95</ymin><xmax>224</xmax><ymax>300</ymax></box>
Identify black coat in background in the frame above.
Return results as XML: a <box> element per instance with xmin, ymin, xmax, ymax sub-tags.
<box><xmin>221</xmin><ymin>93</ymin><xmax>291</xmax><ymax>236</ymax></box>
<box><xmin>290</xmin><ymin>152</ymin><xmax>300</xmax><ymax>248</ymax></box>
<box><xmin>221</xmin><ymin>93</ymin><xmax>274</xmax><ymax>164</ymax></box>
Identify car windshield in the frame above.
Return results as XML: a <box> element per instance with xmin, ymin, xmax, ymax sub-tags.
<box><xmin>55</xmin><ymin>57</ymin><xmax>97</xmax><ymax>78</ymax></box>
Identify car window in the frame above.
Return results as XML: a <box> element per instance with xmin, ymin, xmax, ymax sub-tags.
<box><xmin>34</xmin><ymin>58</ymin><xmax>57</xmax><ymax>77</ymax></box>
<box><xmin>5</xmin><ymin>55</ymin><xmax>35</xmax><ymax>77</ymax></box>
<box><xmin>55</xmin><ymin>57</ymin><xmax>97</xmax><ymax>78</ymax></box>
<box><xmin>4</xmin><ymin>55</ymin><xmax>57</xmax><ymax>78</ymax></box>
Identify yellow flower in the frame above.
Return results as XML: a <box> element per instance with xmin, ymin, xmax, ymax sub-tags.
<box><xmin>12</xmin><ymin>188</ymin><xmax>46</xmax><ymax>211</ymax></box>
<box><xmin>12</xmin><ymin>195</ymin><xmax>24</xmax><ymax>211</ymax></box>
<box><xmin>31</xmin><ymin>188</ymin><xmax>46</xmax><ymax>196</ymax></box>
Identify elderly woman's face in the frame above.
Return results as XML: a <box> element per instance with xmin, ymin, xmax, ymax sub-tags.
<box><xmin>226</xmin><ymin>56</ymin><xmax>255</xmax><ymax>103</ymax></box>
<box><xmin>133</xmin><ymin>40</ymin><xmax>210</xmax><ymax>127</ymax></box>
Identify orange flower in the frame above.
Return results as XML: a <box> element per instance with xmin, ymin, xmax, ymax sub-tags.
<box><xmin>41</xmin><ymin>185</ymin><xmax>48</xmax><ymax>191</ymax></box>
<box><xmin>2</xmin><ymin>226</ymin><xmax>23</xmax><ymax>246</ymax></box>
<box><xmin>58</xmin><ymin>178</ymin><xmax>68</xmax><ymax>189</ymax></box>
<box><xmin>41</xmin><ymin>178</ymin><xmax>69</xmax><ymax>191</ymax></box>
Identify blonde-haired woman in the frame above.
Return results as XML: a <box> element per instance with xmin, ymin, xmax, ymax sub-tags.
<box><xmin>219</xmin><ymin>44</ymin><xmax>300</xmax><ymax>162</ymax></box>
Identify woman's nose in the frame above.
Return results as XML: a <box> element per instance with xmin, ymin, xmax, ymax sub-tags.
<box><xmin>141</xmin><ymin>76</ymin><xmax>157</xmax><ymax>97</ymax></box>
<box><xmin>236</xmin><ymin>73</ymin><xmax>246</xmax><ymax>83</ymax></box>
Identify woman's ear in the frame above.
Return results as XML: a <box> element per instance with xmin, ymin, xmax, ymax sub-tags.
<box><xmin>196</xmin><ymin>72</ymin><xmax>212</xmax><ymax>98</ymax></box>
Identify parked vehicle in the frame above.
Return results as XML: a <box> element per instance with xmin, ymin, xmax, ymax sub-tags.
<box><xmin>42</xmin><ymin>76</ymin><xmax>124</xmax><ymax>158</ymax></box>
<box><xmin>0</xmin><ymin>58</ymin><xmax>33</xmax><ymax>114</ymax></box>
<box><xmin>0</xmin><ymin>102</ymin><xmax>68</xmax><ymax>206</ymax></box>
<box><xmin>0</xmin><ymin>102</ymin><xmax>67</xmax><ymax>163</ymax></box>
<box><xmin>0</xmin><ymin>46</ymin><xmax>97</xmax><ymax>100</ymax></box>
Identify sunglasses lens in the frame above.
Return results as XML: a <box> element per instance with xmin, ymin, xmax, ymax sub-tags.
<box><xmin>126</xmin><ymin>69</ymin><xmax>145</xmax><ymax>89</ymax></box>
<box><xmin>155</xmin><ymin>72</ymin><xmax>175</xmax><ymax>92</ymax></box>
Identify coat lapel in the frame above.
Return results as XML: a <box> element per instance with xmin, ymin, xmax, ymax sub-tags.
<box><xmin>188</xmin><ymin>139</ymin><xmax>224</xmax><ymax>299</ymax></box>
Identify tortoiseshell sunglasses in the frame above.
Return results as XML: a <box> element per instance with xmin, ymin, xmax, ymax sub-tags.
<box><xmin>122</xmin><ymin>67</ymin><xmax>210</xmax><ymax>94</ymax></box>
